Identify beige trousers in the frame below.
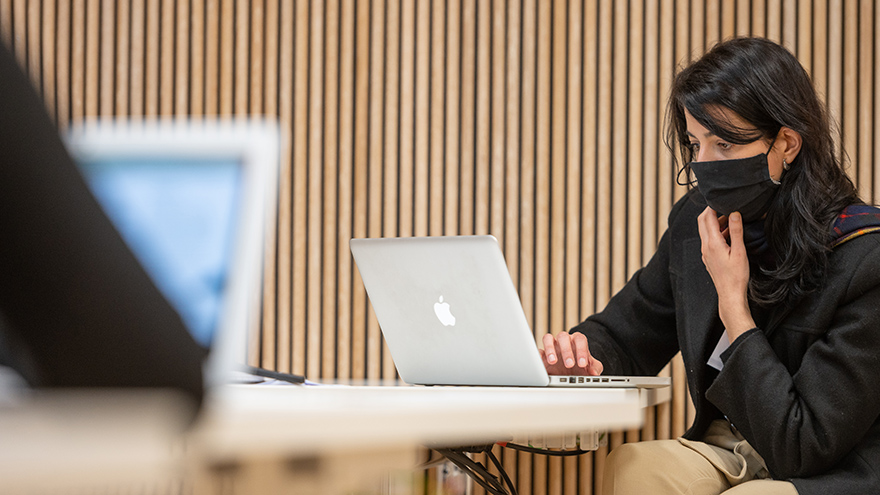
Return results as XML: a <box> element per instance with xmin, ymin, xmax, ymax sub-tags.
<box><xmin>603</xmin><ymin>420</ymin><xmax>798</xmax><ymax>495</ymax></box>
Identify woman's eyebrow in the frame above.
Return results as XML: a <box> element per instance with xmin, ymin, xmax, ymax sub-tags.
<box><xmin>686</xmin><ymin>129</ymin><xmax>717</xmax><ymax>138</ymax></box>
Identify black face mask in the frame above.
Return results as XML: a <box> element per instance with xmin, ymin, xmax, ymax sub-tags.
<box><xmin>689</xmin><ymin>151</ymin><xmax>781</xmax><ymax>223</ymax></box>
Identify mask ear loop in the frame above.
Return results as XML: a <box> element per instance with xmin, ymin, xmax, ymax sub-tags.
<box><xmin>676</xmin><ymin>164</ymin><xmax>696</xmax><ymax>187</ymax></box>
<box><xmin>767</xmin><ymin>131</ymin><xmax>785</xmax><ymax>185</ymax></box>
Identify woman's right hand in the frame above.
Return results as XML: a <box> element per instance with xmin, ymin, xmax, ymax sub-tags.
<box><xmin>540</xmin><ymin>332</ymin><xmax>604</xmax><ymax>376</ymax></box>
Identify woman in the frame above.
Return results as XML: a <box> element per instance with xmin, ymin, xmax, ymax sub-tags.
<box><xmin>542</xmin><ymin>37</ymin><xmax>880</xmax><ymax>494</ymax></box>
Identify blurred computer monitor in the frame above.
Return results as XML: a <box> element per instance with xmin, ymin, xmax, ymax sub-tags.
<box><xmin>65</xmin><ymin>119</ymin><xmax>279</xmax><ymax>389</ymax></box>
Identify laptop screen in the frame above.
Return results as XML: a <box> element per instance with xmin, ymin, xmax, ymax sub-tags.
<box><xmin>77</xmin><ymin>157</ymin><xmax>243</xmax><ymax>348</ymax></box>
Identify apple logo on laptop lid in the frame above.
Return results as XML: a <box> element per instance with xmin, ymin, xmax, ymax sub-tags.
<box><xmin>433</xmin><ymin>296</ymin><xmax>456</xmax><ymax>326</ymax></box>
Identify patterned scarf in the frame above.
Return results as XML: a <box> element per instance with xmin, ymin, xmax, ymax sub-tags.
<box><xmin>742</xmin><ymin>204</ymin><xmax>880</xmax><ymax>266</ymax></box>
<box><xmin>831</xmin><ymin>204</ymin><xmax>880</xmax><ymax>248</ymax></box>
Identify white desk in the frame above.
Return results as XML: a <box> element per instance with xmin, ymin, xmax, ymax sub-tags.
<box><xmin>184</xmin><ymin>382</ymin><xmax>668</xmax><ymax>494</ymax></box>
<box><xmin>0</xmin><ymin>382</ymin><xmax>669</xmax><ymax>494</ymax></box>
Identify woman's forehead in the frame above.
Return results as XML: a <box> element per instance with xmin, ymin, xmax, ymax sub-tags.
<box><xmin>684</xmin><ymin>105</ymin><xmax>759</xmax><ymax>139</ymax></box>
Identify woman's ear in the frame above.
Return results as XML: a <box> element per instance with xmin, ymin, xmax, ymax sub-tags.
<box><xmin>780</xmin><ymin>127</ymin><xmax>803</xmax><ymax>164</ymax></box>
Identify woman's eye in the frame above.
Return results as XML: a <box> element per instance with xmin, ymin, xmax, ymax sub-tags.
<box><xmin>688</xmin><ymin>142</ymin><xmax>700</xmax><ymax>152</ymax></box>
<box><xmin>717</xmin><ymin>142</ymin><xmax>732</xmax><ymax>150</ymax></box>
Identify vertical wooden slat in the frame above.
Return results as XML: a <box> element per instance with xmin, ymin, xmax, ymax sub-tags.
<box><xmin>446</xmin><ymin>0</ymin><xmax>462</xmax><ymax>237</ymax></box>
<box><xmin>673</xmin><ymin>1</ymin><xmax>689</xmax><ymax>207</ymax></box>
<box><xmin>0</xmin><ymin>0</ymin><xmax>11</xmax><ymax>48</ymax></box>
<box><xmin>842</xmin><ymin>0</ymin><xmax>859</xmax><ymax>195</ymax></box>
<box><xmin>350</xmin><ymin>0</ymin><xmax>370</xmax><ymax>379</ymax></box>
<box><xmin>85</xmin><ymin>0</ymin><xmax>99</xmax><ymax>117</ymax></box>
<box><xmin>40</xmin><ymin>0</ymin><xmax>55</xmax><ymax>119</ymax></box>
<box><xmin>814</xmin><ymin>0</ymin><xmax>829</xmax><ymax>120</ymax></box>
<box><xmin>626</xmin><ymin>0</ymin><xmax>644</xmax><ymax>279</ymax></box>
<box><xmin>274</xmin><ymin>0</ymin><xmax>294</xmax><ymax>373</ymax></box>
<box><xmin>259</xmin><ymin>0</ymin><xmax>274</xmax><ymax>120</ymax></box>
<box><xmin>159</xmin><ymin>0</ymin><xmax>173</xmax><ymax>116</ymax></box>
<box><xmin>721</xmin><ymin>0</ymin><xmax>736</xmax><ymax>38</ymax></box>
<box><xmin>459</xmin><ymin>0</ymin><xmax>476</xmax><ymax>237</ymax></box>
<box><xmin>252</xmin><ymin>1</ymin><xmax>278</xmax><ymax>368</ymax></box>
<box><xmin>9</xmin><ymin>0</ymin><xmax>21</xmax><ymax>73</ymax></box>
<box><xmin>234</xmin><ymin>0</ymin><xmax>250</xmax><ymax>116</ymax></box>
<box><xmin>11</xmin><ymin>0</ymin><xmax>24</xmax><ymax>66</ymax></box>
<box><xmin>385</xmin><ymin>0</ymin><xmax>401</xmax><ymax>239</ymax></box>
<box><xmin>594</xmin><ymin>0</ymin><xmax>611</xmax><ymax>313</ymax></box>
<box><xmin>99</xmin><ymin>0</ymin><xmax>115</xmax><ymax>117</ymax></box>
<box><xmin>129</xmin><ymin>0</ymin><xmax>145</xmax><ymax>117</ymax></box>
<box><xmin>505</xmin><ymin>0</ymin><xmax>521</xmax><ymax>288</ymax></box>
<box><xmin>174</xmin><ymin>0</ymin><xmax>190</xmax><ymax>116</ymax></box>
<box><xmin>549</xmin><ymin>0</ymin><xmax>566</xmax><ymax>341</ymax></box>
<box><xmin>610</xmin><ymin>0</ymin><xmax>627</xmax><ymax>294</ymax></box>
<box><xmin>219</xmin><ymin>0</ymin><xmax>234</xmax><ymax>115</ymax></box>
<box><xmin>56</xmin><ymin>0</ymin><xmax>70</xmax><ymax>128</ymax></box>
<box><xmin>144</xmin><ymin>0</ymin><xmax>159</xmax><ymax>116</ymax></box>
<box><xmin>190</xmin><ymin>0</ymin><xmax>205</xmax><ymax>116</ymax></box>
<box><xmin>565</xmin><ymin>0</ymin><xmax>583</xmax><ymax>334</ymax></box>
<box><xmin>26</xmin><ymin>0</ymin><xmax>39</xmax><ymax>87</ymax></box>
<box><xmin>520</xmin><ymin>0</ymin><xmax>537</xmax><ymax>336</ymax></box>
<box><xmin>306</xmin><ymin>0</ymin><xmax>324</xmax><ymax>379</ymax></box>
<box><xmin>365</xmin><ymin>0</ymin><xmax>386</xmax><ymax>379</ymax></box>
<box><xmin>580</xmin><ymin>0</ymin><xmax>598</xmax><ymax>324</ymax></box>
<box><xmin>71</xmin><ymin>0</ymin><xmax>86</xmax><ymax>122</ymax></box>
<box><xmin>490</xmin><ymin>0</ymin><xmax>506</xmax><ymax>245</ymax></box>
<box><xmin>828</xmin><ymin>0</ymin><xmax>844</xmax><ymax>165</ymax></box>
<box><xmin>321</xmin><ymin>0</ymin><xmax>339</xmax><ymax>379</ymax></box>
<box><xmin>705</xmin><ymin>0</ymin><xmax>720</xmax><ymax>47</ymax></box>
<box><xmin>859</xmin><ymin>0</ymin><xmax>873</xmax><ymax>201</ymax></box>
<box><xmin>115</xmin><ymin>0</ymin><xmax>130</xmax><ymax>117</ymax></box>
<box><xmin>579</xmin><ymin>451</ymin><xmax>593</xmax><ymax>495</ymax></box>
<box><xmin>690</xmin><ymin>0</ymin><xmax>703</xmax><ymax>52</ymax></box>
<box><xmin>752</xmin><ymin>0</ymin><xmax>767</xmax><ymax>37</ymax></box>
<box><xmin>643</xmin><ymin>0</ymin><xmax>659</xmax><ymax>260</ymax></box>
<box><xmin>414</xmin><ymin>0</ymin><xmax>430</xmax><ymax>239</ymax></box>
<box><xmin>249</xmin><ymin>0</ymin><xmax>264</xmax><ymax>115</ymax></box>
<box><xmin>534</xmin><ymin>0</ymin><xmax>552</xmax><ymax>346</ymax></box>
<box><xmin>797</xmin><ymin>0</ymin><xmax>812</xmax><ymax>73</ymax></box>
<box><xmin>767</xmin><ymin>0</ymin><xmax>782</xmax><ymax>42</ymax></box>
<box><xmin>782</xmin><ymin>0</ymin><xmax>797</xmax><ymax>50</ymax></box>
<box><xmin>737</xmin><ymin>0</ymin><xmax>751</xmax><ymax>36</ymax></box>
<box><xmin>875</xmin><ymin>0</ymin><xmax>880</xmax><ymax>204</ymax></box>
<box><xmin>431</xmin><ymin>0</ymin><xmax>446</xmax><ymax>237</ymax></box>
<box><xmin>336</xmin><ymin>0</ymin><xmax>355</xmax><ymax>378</ymax></box>
<box><xmin>657</xmin><ymin>0</ymin><xmax>675</xmax><ymax>262</ymax></box>
<box><xmin>475</xmin><ymin>0</ymin><xmax>491</xmax><ymax>237</ymax></box>
<box><xmin>292</xmin><ymin>0</ymin><xmax>309</xmax><ymax>376</ymax></box>
<box><xmin>204</xmin><ymin>0</ymin><xmax>219</xmax><ymax>116</ymax></box>
<box><xmin>399</xmin><ymin>0</ymin><xmax>416</xmax><ymax>239</ymax></box>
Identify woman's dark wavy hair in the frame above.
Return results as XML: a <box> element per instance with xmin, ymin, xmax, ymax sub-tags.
<box><xmin>665</xmin><ymin>37</ymin><xmax>861</xmax><ymax>306</ymax></box>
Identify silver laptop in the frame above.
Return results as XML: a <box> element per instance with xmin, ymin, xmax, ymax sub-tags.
<box><xmin>65</xmin><ymin>119</ymin><xmax>279</xmax><ymax>391</ymax></box>
<box><xmin>350</xmin><ymin>235</ymin><xmax>669</xmax><ymax>389</ymax></box>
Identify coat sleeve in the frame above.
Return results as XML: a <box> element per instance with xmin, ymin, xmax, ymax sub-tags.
<box><xmin>706</xmin><ymin>235</ymin><xmax>880</xmax><ymax>479</ymax></box>
<box><xmin>568</xmin><ymin>194</ymin><xmax>691</xmax><ymax>376</ymax></box>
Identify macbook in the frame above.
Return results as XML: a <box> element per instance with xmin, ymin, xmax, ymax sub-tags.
<box><xmin>350</xmin><ymin>235</ymin><xmax>669</xmax><ymax>389</ymax></box>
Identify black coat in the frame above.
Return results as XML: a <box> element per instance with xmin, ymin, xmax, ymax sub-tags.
<box><xmin>571</xmin><ymin>189</ymin><xmax>880</xmax><ymax>495</ymax></box>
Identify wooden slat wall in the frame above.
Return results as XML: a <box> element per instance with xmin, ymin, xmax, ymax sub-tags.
<box><xmin>2</xmin><ymin>1</ymin><xmax>877</xmax><ymax>494</ymax></box>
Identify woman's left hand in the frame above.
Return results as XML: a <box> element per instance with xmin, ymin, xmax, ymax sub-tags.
<box><xmin>697</xmin><ymin>207</ymin><xmax>756</xmax><ymax>342</ymax></box>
